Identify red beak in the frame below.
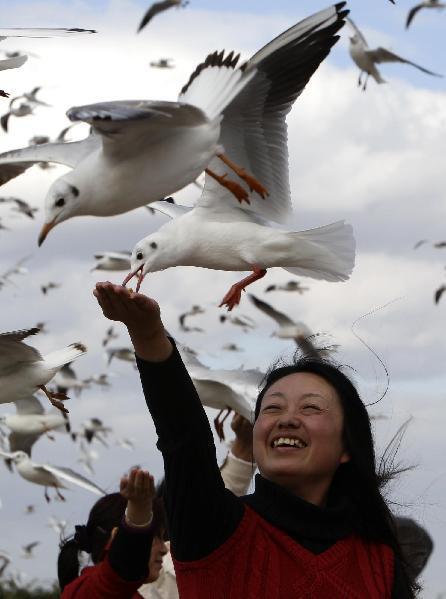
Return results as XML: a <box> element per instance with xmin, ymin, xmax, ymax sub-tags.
<box><xmin>122</xmin><ymin>265</ymin><xmax>145</xmax><ymax>292</ymax></box>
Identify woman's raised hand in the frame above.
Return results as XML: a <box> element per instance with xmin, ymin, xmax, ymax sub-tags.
<box><xmin>120</xmin><ymin>467</ymin><xmax>155</xmax><ymax>526</ymax></box>
<box><xmin>93</xmin><ymin>282</ymin><xmax>172</xmax><ymax>362</ymax></box>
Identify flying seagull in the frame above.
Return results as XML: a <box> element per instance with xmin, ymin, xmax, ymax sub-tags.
<box><xmin>122</xmin><ymin>4</ymin><xmax>355</xmax><ymax>310</ymax></box>
<box><xmin>248</xmin><ymin>293</ymin><xmax>324</xmax><ymax>358</ymax></box>
<box><xmin>106</xmin><ymin>347</ymin><xmax>135</xmax><ymax>366</ymax></box>
<box><xmin>137</xmin><ymin>0</ymin><xmax>189</xmax><ymax>33</ymax></box>
<box><xmin>21</xmin><ymin>542</ymin><xmax>40</xmax><ymax>559</ymax></box>
<box><xmin>0</xmin><ymin>395</ymin><xmax>69</xmax><ymax>459</ymax></box>
<box><xmin>347</xmin><ymin>17</ymin><xmax>442</xmax><ymax>90</ymax></box>
<box><xmin>265</xmin><ymin>280</ymin><xmax>309</xmax><ymax>294</ymax></box>
<box><xmin>406</xmin><ymin>0</ymin><xmax>445</xmax><ymax>29</ymax></box>
<box><xmin>149</xmin><ymin>58</ymin><xmax>175</xmax><ymax>69</ymax></box>
<box><xmin>0</xmin><ymin>34</ymin><xmax>274</xmax><ymax>245</ymax></box>
<box><xmin>0</xmin><ymin>328</ymin><xmax>87</xmax><ymax>413</ymax></box>
<box><xmin>102</xmin><ymin>325</ymin><xmax>119</xmax><ymax>347</ymax></box>
<box><xmin>0</xmin><ymin>450</ymin><xmax>105</xmax><ymax>501</ymax></box>
<box><xmin>1</xmin><ymin>98</ymin><xmax>34</xmax><ymax>133</ymax></box>
<box><xmin>91</xmin><ymin>251</ymin><xmax>132</xmax><ymax>272</ymax></box>
<box><xmin>179</xmin><ymin>305</ymin><xmax>205</xmax><ymax>332</ymax></box>
<box><xmin>0</xmin><ymin>197</ymin><xmax>38</xmax><ymax>219</ymax></box>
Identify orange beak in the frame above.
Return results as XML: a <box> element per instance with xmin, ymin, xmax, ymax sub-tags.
<box><xmin>38</xmin><ymin>218</ymin><xmax>57</xmax><ymax>246</ymax></box>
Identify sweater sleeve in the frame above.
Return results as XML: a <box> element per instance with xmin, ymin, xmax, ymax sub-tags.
<box><xmin>136</xmin><ymin>341</ymin><xmax>244</xmax><ymax>561</ymax></box>
<box><xmin>220</xmin><ymin>451</ymin><xmax>255</xmax><ymax>497</ymax></box>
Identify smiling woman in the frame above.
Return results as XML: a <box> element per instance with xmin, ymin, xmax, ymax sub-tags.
<box><xmin>93</xmin><ymin>281</ymin><xmax>420</xmax><ymax>599</ymax></box>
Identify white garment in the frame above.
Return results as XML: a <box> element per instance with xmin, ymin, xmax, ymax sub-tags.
<box><xmin>137</xmin><ymin>452</ymin><xmax>254</xmax><ymax>598</ymax></box>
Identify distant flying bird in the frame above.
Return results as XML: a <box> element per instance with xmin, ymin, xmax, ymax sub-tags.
<box><xmin>406</xmin><ymin>0</ymin><xmax>445</xmax><ymax>29</ymax></box>
<box><xmin>115</xmin><ymin>437</ymin><xmax>135</xmax><ymax>450</ymax></box>
<box><xmin>75</xmin><ymin>417</ymin><xmax>111</xmax><ymax>446</ymax></box>
<box><xmin>219</xmin><ymin>314</ymin><xmax>256</xmax><ymax>332</ymax></box>
<box><xmin>347</xmin><ymin>17</ymin><xmax>442</xmax><ymax>90</ymax></box>
<box><xmin>0</xmin><ymin>450</ymin><xmax>105</xmax><ymax>502</ymax></box>
<box><xmin>248</xmin><ymin>293</ymin><xmax>326</xmax><ymax>358</ymax></box>
<box><xmin>77</xmin><ymin>440</ymin><xmax>99</xmax><ymax>475</ymax></box>
<box><xmin>106</xmin><ymin>347</ymin><xmax>135</xmax><ymax>366</ymax></box>
<box><xmin>1</xmin><ymin>99</ymin><xmax>33</xmax><ymax>133</ymax></box>
<box><xmin>221</xmin><ymin>342</ymin><xmax>243</xmax><ymax>352</ymax></box>
<box><xmin>25</xmin><ymin>504</ymin><xmax>35</xmax><ymax>514</ymax></box>
<box><xmin>149</xmin><ymin>58</ymin><xmax>175</xmax><ymax>69</ymax></box>
<box><xmin>52</xmin><ymin>362</ymin><xmax>89</xmax><ymax>396</ymax></box>
<box><xmin>21</xmin><ymin>541</ymin><xmax>39</xmax><ymax>558</ymax></box>
<box><xmin>92</xmin><ymin>251</ymin><xmax>131</xmax><ymax>272</ymax></box>
<box><xmin>41</xmin><ymin>281</ymin><xmax>60</xmax><ymax>295</ymax></box>
<box><xmin>265</xmin><ymin>280</ymin><xmax>309</xmax><ymax>294</ymax></box>
<box><xmin>47</xmin><ymin>516</ymin><xmax>68</xmax><ymax>537</ymax></box>
<box><xmin>0</xmin><ymin>255</ymin><xmax>30</xmax><ymax>289</ymax></box>
<box><xmin>0</xmin><ymin>197</ymin><xmax>38</xmax><ymax>219</ymax></box>
<box><xmin>15</xmin><ymin>86</ymin><xmax>51</xmax><ymax>107</ymax></box>
<box><xmin>434</xmin><ymin>284</ymin><xmax>446</xmax><ymax>304</ymax></box>
<box><xmin>102</xmin><ymin>325</ymin><xmax>118</xmax><ymax>347</ymax></box>
<box><xmin>179</xmin><ymin>305</ymin><xmax>205</xmax><ymax>332</ymax></box>
<box><xmin>83</xmin><ymin>373</ymin><xmax>111</xmax><ymax>387</ymax></box>
<box><xmin>0</xmin><ymin>327</ymin><xmax>87</xmax><ymax>413</ymax></box>
<box><xmin>137</xmin><ymin>0</ymin><xmax>189</xmax><ymax>33</ymax></box>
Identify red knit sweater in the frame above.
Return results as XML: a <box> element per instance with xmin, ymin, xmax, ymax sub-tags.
<box><xmin>61</xmin><ymin>557</ymin><xmax>145</xmax><ymax>598</ymax></box>
<box><xmin>173</xmin><ymin>505</ymin><xmax>394</xmax><ymax>599</ymax></box>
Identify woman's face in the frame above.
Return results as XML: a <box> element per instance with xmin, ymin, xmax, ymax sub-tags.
<box><xmin>146</xmin><ymin>535</ymin><xmax>168</xmax><ymax>582</ymax></box>
<box><xmin>253</xmin><ymin>372</ymin><xmax>350</xmax><ymax>502</ymax></box>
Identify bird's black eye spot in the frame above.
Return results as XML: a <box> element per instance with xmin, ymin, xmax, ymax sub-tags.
<box><xmin>55</xmin><ymin>198</ymin><xmax>65</xmax><ymax>208</ymax></box>
<box><xmin>136</xmin><ymin>252</ymin><xmax>143</xmax><ymax>260</ymax></box>
<box><xmin>150</xmin><ymin>242</ymin><xmax>157</xmax><ymax>249</ymax></box>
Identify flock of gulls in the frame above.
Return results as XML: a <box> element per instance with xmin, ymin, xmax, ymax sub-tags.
<box><xmin>0</xmin><ymin>0</ymin><xmax>443</xmax><ymax>590</ymax></box>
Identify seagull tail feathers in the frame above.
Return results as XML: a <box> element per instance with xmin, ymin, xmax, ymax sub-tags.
<box><xmin>178</xmin><ymin>50</ymin><xmax>256</xmax><ymax>121</ymax></box>
<box><xmin>283</xmin><ymin>221</ymin><xmax>356</xmax><ymax>282</ymax></box>
<box><xmin>43</xmin><ymin>343</ymin><xmax>87</xmax><ymax>370</ymax></box>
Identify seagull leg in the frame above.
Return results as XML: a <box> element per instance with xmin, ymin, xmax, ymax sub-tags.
<box><xmin>357</xmin><ymin>72</ymin><xmax>362</xmax><ymax>87</ymax></box>
<box><xmin>55</xmin><ymin>488</ymin><xmax>66</xmax><ymax>502</ymax></box>
<box><xmin>362</xmin><ymin>74</ymin><xmax>369</xmax><ymax>92</ymax></box>
<box><xmin>219</xmin><ymin>267</ymin><xmax>267</xmax><ymax>311</ymax></box>
<box><xmin>217</xmin><ymin>153</ymin><xmax>269</xmax><ymax>199</ymax></box>
<box><xmin>38</xmin><ymin>385</ymin><xmax>69</xmax><ymax>415</ymax></box>
<box><xmin>44</xmin><ymin>487</ymin><xmax>50</xmax><ymax>503</ymax></box>
<box><xmin>205</xmin><ymin>168</ymin><xmax>250</xmax><ymax>204</ymax></box>
<box><xmin>214</xmin><ymin>408</ymin><xmax>232</xmax><ymax>442</ymax></box>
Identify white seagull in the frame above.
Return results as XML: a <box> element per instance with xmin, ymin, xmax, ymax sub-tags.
<box><xmin>122</xmin><ymin>6</ymin><xmax>354</xmax><ymax>310</ymax></box>
<box><xmin>0</xmin><ymin>328</ymin><xmax>87</xmax><ymax>413</ymax></box>
<box><xmin>0</xmin><ymin>30</ymin><xmax>277</xmax><ymax>246</ymax></box>
<box><xmin>0</xmin><ymin>449</ymin><xmax>105</xmax><ymax>502</ymax></box>
<box><xmin>91</xmin><ymin>251</ymin><xmax>132</xmax><ymax>272</ymax></box>
<box><xmin>248</xmin><ymin>293</ymin><xmax>329</xmax><ymax>358</ymax></box>
<box><xmin>179</xmin><ymin>342</ymin><xmax>263</xmax><ymax>437</ymax></box>
<box><xmin>347</xmin><ymin>17</ymin><xmax>442</xmax><ymax>90</ymax></box>
<box><xmin>0</xmin><ymin>395</ymin><xmax>69</xmax><ymax>458</ymax></box>
<box><xmin>406</xmin><ymin>0</ymin><xmax>445</xmax><ymax>29</ymax></box>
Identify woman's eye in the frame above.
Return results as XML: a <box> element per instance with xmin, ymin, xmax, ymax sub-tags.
<box><xmin>263</xmin><ymin>404</ymin><xmax>280</xmax><ymax>412</ymax></box>
<box><xmin>302</xmin><ymin>404</ymin><xmax>321</xmax><ymax>411</ymax></box>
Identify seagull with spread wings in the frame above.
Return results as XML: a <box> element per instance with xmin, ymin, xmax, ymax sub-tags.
<box><xmin>91</xmin><ymin>251</ymin><xmax>132</xmax><ymax>272</ymax></box>
<box><xmin>406</xmin><ymin>0</ymin><xmax>445</xmax><ymax>29</ymax></box>
<box><xmin>0</xmin><ymin>450</ymin><xmax>105</xmax><ymax>502</ymax></box>
<box><xmin>347</xmin><ymin>17</ymin><xmax>442</xmax><ymax>90</ymax></box>
<box><xmin>137</xmin><ymin>0</ymin><xmax>189</xmax><ymax>33</ymax></box>
<box><xmin>123</xmin><ymin>5</ymin><xmax>355</xmax><ymax>310</ymax></box>
<box><xmin>0</xmin><ymin>328</ymin><xmax>86</xmax><ymax>413</ymax></box>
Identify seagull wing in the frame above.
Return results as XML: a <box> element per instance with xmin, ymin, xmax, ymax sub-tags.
<box><xmin>149</xmin><ymin>200</ymin><xmax>192</xmax><ymax>219</ymax></box>
<box><xmin>0</xmin><ymin>329</ymin><xmax>42</xmax><ymax>375</ymax></box>
<box><xmin>67</xmin><ymin>100</ymin><xmax>206</xmax><ymax>160</ymax></box>
<box><xmin>9</xmin><ymin>432</ymin><xmax>39</xmax><ymax>456</ymax></box>
<box><xmin>248</xmin><ymin>293</ymin><xmax>295</xmax><ymax>327</ymax></box>
<box><xmin>0</xmin><ymin>54</ymin><xmax>27</xmax><ymax>72</ymax></box>
<box><xmin>0</xmin><ymin>136</ymin><xmax>99</xmax><ymax>186</ymax></box>
<box><xmin>367</xmin><ymin>47</ymin><xmax>442</xmax><ymax>76</ymax></box>
<box><xmin>196</xmin><ymin>3</ymin><xmax>348</xmax><ymax>225</ymax></box>
<box><xmin>0</xmin><ymin>28</ymin><xmax>96</xmax><ymax>37</ymax></box>
<box><xmin>14</xmin><ymin>395</ymin><xmax>45</xmax><ymax>415</ymax></box>
<box><xmin>345</xmin><ymin>17</ymin><xmax>369</xmax><ymax>48</ymax></box>
<box><xmin>406</xmin><ymin>4</ymin><xmax>424</xmax><ymax>28</ymax></box>
<box><xmin>42</xmin><ymin>464</ymin><xmax>106</xmax><ymax>495</ymax></box>
<box><xmin>137</xmin><ymin>0</ymin><xmax>178</xmax><ymax>32</ymax></box>
<box><xmin>434</xmin><ymin>285</ymin><xmax>446</xmax><ymax>304</ymax></box>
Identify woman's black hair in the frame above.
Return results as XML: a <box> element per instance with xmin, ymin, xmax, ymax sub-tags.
<box><xmin>254</xmin><ymin>355</ymin><xmax>418</xmax><ymax>597</ymax></box>
<box><xmin>57</xmin><ymin>492</ymin><xmax>127</xmax><ymax>590</ymax></box>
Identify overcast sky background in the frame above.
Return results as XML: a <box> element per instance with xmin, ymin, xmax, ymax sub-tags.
<box><xmin>0</xmin><ymin>0</ymin><xmax>445</xmax><ymax>596</ymax></box>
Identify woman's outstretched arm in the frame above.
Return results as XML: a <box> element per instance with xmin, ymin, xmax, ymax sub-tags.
<box><xmin>94</xmin><ymin>283</ymin><xmax>244</xmax><ymax>561</ymax></box>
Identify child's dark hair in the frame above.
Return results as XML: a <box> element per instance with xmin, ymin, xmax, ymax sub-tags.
<box><xmin>255</xmin><ymin>354</ymin><xmax>418</xmax><ymax>597</ymax></box>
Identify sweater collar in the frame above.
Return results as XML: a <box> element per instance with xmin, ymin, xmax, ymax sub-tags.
<box><xmin>245</xmin><ymin>474</ymin><xmax>355</xmax><ymax>543</ymax></box>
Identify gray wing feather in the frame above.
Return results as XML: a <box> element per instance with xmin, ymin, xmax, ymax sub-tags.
<box><xmin>248</xmin><ymin>294</ymin><xmax>294</xmax><ymax>327</ymax></box>
<box><xmin>14</xmin><ymin>396</ymin><xmax>45</xmax><ymax>415</ymax></box>
<box><xmin>367</xmin><ymin>47</ymin><xmax>442</xmax><ymax>76</ymax></box>
<box><xmin>9</xmin><ymin>432</ymin><xmax>40</xmax><ymax>456</ymax></box>
<box><xmin>0</xmin><ymin>54</ymin><xmax>27</xmax><ymax>72</ymax></box>
<box><xmin>43</xmin><ymin>464</ymin><xmax>106</xmax><ymax>495</ymax></box>
<box><xmin>199</xmin><ymin>3</ymin><xmax>347</xmax><ymax>224</ymax></box>
<box><xmin>0</xmin><ymin>136</ymin><xmax>99</xmax><ymax>186</ymax></box>
<box><xmin>0</xmin><ymin>329</ymin><xmax>42</xmax><ymax>375</ymax></box>
<box><xmin>346</xmin><ymin>17</ymin><xmax>368</xmax><ymax>48</ymax></box>
<box><xmin>137</xmin><ymin>0</ymin><xmax>178</xmax><ymax>31</ymax></box>
<box><xmin>406</xmin><ymin>5</ymin><xmax>423</xmax><ymax>28</ymax></box>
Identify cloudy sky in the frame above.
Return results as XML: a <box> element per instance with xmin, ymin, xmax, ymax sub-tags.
<box><xmin>0</xmin><ymin>0</ymin><xmax>445</xmax><ymax>596</ymax></box>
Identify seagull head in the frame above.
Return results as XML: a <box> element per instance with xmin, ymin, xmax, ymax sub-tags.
<box><xmin>38</xmin><ymin>177</ymin><xmax>82</xmax><ymax>246</ymax></box>
<box><xmin>122</xmin><ymin>232</ymin><xmax>172</xmax><ymax>292</ymax></box>
<box><xmin>0</xmin><ymin>450</ymin><xmax>27</xmax><ymax>464</ymax></box>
